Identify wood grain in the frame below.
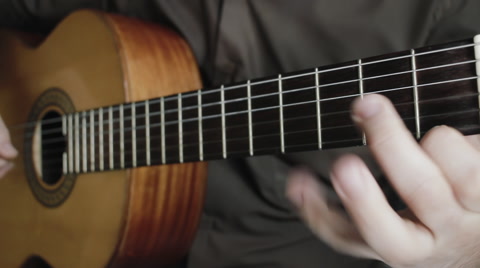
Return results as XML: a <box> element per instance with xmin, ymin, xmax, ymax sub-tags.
<box><xmin>102</xmin><ymin>13</ymin><xmax>207</xmax><ymax>268</ymax></box>
<box><xmin>0</xmin><ymin>10</ymin><xmax>207</xmax><ymax>268</ymax></box>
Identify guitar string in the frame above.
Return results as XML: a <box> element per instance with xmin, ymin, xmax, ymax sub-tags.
<box><xmin>35</xmin><ymin>93</ymin><xmax>479</xmax><ymax>161</ymax></box>
<box><xmin>36</xmin><ymin>90</ymin><xmax>479</xmax><ymax>147</ymax></box>
<box><xmin>21</xmin><ymin>57</ymin><xmax>479</xmax><ymax>136</ymax></box>
<box><xmin>37</xmin><ymin>107</ymin><xmax>480</xmax><ymax>168</ymax></box>
<box><xmin>38</xmin><ymin>109</ymin><xmax>480</xmax><ymax>168</ymax></box>
<box><xmin>8</xmin><ymin>41</ymin><xmax>479</xmax><ymax>130</ymax></box>
<box><xmin>14</xmin><ymin>56</ymin><xmax>478</xmax><ymax>132</ymax></box>
<box><xmin>21</xmin><ymin>74</ymin><xmax>480</xmax><ymax>143</ymax></box>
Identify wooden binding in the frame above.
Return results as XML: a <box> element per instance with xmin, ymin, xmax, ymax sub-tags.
<box><xmin>101</xmin><ymin>13</ymin><xmax>208</xmax><ymax>267</ymax></box>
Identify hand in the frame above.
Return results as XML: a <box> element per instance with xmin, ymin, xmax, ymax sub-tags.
<box><xmin>286</xmin><ymin>94</ymin><xmax>480</xmax><ymax>267</ymax></box>
<box><xmin>0</xmin><ymin>115</ymin><xmax>17</xmax><ymax>179</ymax></box>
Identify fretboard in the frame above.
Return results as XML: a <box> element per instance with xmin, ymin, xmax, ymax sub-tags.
<box><xmin>58</xmin><ymin>36</ymin><xmax>480</xmax><ymax>174</ymax></box>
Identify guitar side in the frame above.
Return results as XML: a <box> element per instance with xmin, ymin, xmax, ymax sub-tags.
<box><xmin>0</xmin><ymin>10</ymin><xmax>207</xmax><ymax>268</ymax></box>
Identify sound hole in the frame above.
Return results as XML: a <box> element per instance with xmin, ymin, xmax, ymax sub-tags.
<box><xmin>41</xmin><ymin>111</ymin><xmax>66</xmax><ymax>185</ymax></box>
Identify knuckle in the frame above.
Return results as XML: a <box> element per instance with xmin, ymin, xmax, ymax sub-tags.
<box><xmin>421</xmin><ymin>125</ymin><xmax>460</xmax><ymax>150</ymax></box>
<box><xmin>455</xmin><ymin>166</ymin><xmax>480</xmax><ymax>210</ymax></box>
<box><xmin>368</xmin><ymin>127</ymin><xmax>408</xmax><ymax>151</ymax></box>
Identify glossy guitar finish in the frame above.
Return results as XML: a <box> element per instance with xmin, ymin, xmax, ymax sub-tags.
<box><xmin>0</xmin><ymin>10</ymin><xmax>207</xmax><ymax>268</ymax></box>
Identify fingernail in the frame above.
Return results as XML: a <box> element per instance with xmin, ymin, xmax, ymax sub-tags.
<box><xmin>2</xmin><ymin>143</ymin><xmax>18</xmax><ymax>158</ymax></box>
<box><xmin>353</xmin><ymin>95</ymin><xmax>383</xmax><ymax>120</ymax></box>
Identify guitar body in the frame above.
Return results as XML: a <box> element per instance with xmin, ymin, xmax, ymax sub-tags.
<box><xmin>0</xmin><ymin>10</ymin><xmax>207</xmax><ymax>268</ymax></box>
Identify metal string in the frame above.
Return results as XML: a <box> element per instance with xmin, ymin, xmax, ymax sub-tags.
<box><xmin>35</xmin><ymin>93</ymin><xmax>480</xmax><ymax>164</ymax></box>
<box><xmin>35</xmin><ymin>90</ymin><xmax>479</xmax><ymax>148</ymax></box>
<box><xmin>22</xmin><ymin>74</ymin><xmax>480</xmax><ymax>144</ymax></box>
<box><xmin>8</xmin><ymin>41</ymin><xmax>480</xmax><ymax>131</ymax></box>
<box><xmin>36</xmin><ymin>107</ymin><xmax>480</xmax><ymax>168</ymax></box>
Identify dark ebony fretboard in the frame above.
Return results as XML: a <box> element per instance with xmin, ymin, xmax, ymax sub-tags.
<box><xmin>59</xmin><ymin>37</ymin><xmax>480</xmax><ymax>174</ymax></box>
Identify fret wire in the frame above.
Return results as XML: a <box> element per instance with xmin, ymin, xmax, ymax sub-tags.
<box><xmin>279</xmin><ymin>74</ymin><xmax>285</xmax><ymax>153</ymax></box>
<box><xmin>11</xmin><ymin>42</ymin><xmax>480</xmax><ymax>132</ymax></box>
<box><xmin>155</xmin><ymin>43</ymin><xmax>480</xmax><ymax>108</ymax></box>
<box><xmin>132</xmin><ymin>103</ymin><xmax>137</xmax><ymax>167</ymax></box>
<box><xmin>191</xmin><ymin>42</ymin><xmax>477</xmax><ymax>97</ymax></box>
<box><xmin>100</xmin><ymin>107</ymin><xmax>480</xmax><ymax>161</ymax></box>
<box><xmin>102</xmin><ymin>59</ymin><xmax>480</xmax><ymax>127</ymax></box>
<box><xmin>315</xmin><ymin>68</ymin><xmax>322</xmax><ymax>149</ymax></box>
<box><xmin>176</xmin><ymin>59</ymin><xmax>478</xmax><ymax>114</ymax></box>
<box><xmin>81</xmin><ymin>91</ymin><xmax>480</xmax><ymax>151</ymax></box>
<box><xmin>475</xmin><ymin>35</ymin><xmax>480</xmax><ymax>110</ymax></box>
<box><xmin>62</xmin><ymin>115</ymin><xmax>67</xmax><ymax>175</ymax></box>
<box><xmin>161</xmin><ymin>97</ymin><xmax>166</xmax><ymax>164</ymax></box>
<box><xmin>168</xmin><ymin>42</ymin><xmax>478</xmax><ymax>101</ymax></box>
<box><xmin>247</xmin><ymin>80</ymin><xmax>253</xmax><ymax>156</ymax></box>
<box><xmin>68</xmin><ymin>114</ymin><xmax>73</xmax><ymax>174</ymax></box>
<box><xmin>22</xmin><ymin>49</ymin><xmax>480</xmax><ymax>152</ymax></box>
<box><xmin>358</xmin><ymin>59</ymin><xmax>367</xmax><ymax>145</ymax></box>
<box><xmin>74</xmin><ymin>113</ymin><xmax>80</xmax><ymax>174</ymax></box>
<box><xmin>140</xmin><ymin>58</ymin><xmax>480</xmax><ymax>116</ymax></box>
<box><xmin>145</xmin><ymin>100</ymin><xmax>151</xmax><ymax>166</ymax></box>
<box><xmin>42</xmin><ymin>118</ymin><xmax>480</xmax><ymax>168</ymax></box>
<box><xmin>82</xmin><ymin>111</ymin><xmax>87</xmax><ymax>173</ymax></box>
<box><xmin>99</xmin><ymin>108</ymin><xmax>104</xmax><ymax>171</ymax></box>
<box><xmin>94</xmin><ymin>59</ymin><xmax>480</xmax><ymax>123</ymax></box>
<box><xmin>66</xmin><ymin>58</ymin><xmax>480</xmax><ymax>130</ymax></box>
<box><xmin>411</xmin><ymin>49</ymin><xmax>421</xmax><ymax>139</ymax></box>
<box><xmin>190</xmin><ymin>76</ymin><xmax>478</xmax><ymax>125</ymax></box>
<box><xmin>34</xmin><ymin>74</ymin><xmax>480</xmax><ymax>150</ymax></box>
<box><xmin>221</xmin><ymin>85</ymin><xmax>227</xmax><ymax>159</ymax></box>
<box><xmin>183</xmin><ymin>107</ymin><xmax>480</xmax><ymax>151</ymax></box>
<box><xmin>108</xmin><ymin>107</ymin><xmax>114</xmax><ymax>170</ymax></box>
<box><xmin>178</xmin><ymin>93</ymin><xmax>184</xmax><ymax>163</ymax></box>
<box><xmin>90</xmin><ymin>110</ymin><xmax>95</xmax><ymax>171</ymax></box>
<box><xmin>38</xmin><ymin>74</ymin><xmax>480</xmax><ymax>151</ymax></box>
<box><xmin>120</xmin><ymin>104</ymin><xmax>125</xmax><ymax>169</ymax></box>
<box><xmin>28</xmin><ymin>57</ymin><xmax>480</xmax><ymax>139</ymax></box>
<box><xmin>198</xmin><ymin>90</ymin><xmax>204</xmax><ymax>161</ymax></box>
<box><xmin>40</xmin><ymin>102</ymin><xmax>480</xmax><ymax>167</ymax></box>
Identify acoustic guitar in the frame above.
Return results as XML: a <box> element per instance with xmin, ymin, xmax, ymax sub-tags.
<box><xmin>0</xmin><ymin>9</ymin><xmax>479</xmax><ymax>268</ymax></box>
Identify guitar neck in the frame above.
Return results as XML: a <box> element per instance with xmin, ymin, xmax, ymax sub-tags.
<box><xmin>60</xmin><ymin>36</ymin><xmax>480</xmax><ymax>173</ymax></box>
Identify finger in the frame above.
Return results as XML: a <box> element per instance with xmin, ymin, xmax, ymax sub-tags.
<box><xmin>421</xmin><ymin>126</ymin><xmax>480</xmax><ymax>212</ymax></box>
<box><xmin>352</xmin><ymin>94</ymin><xmax>459</xmax><ymax>228</ymax></box>
<box><xmin>331</xmin><ymin>154</ymin><xmax>435</xmax><ymax>265</ymax></box>
<box><xmin>0</xmin><ymin>116</ymin><xmax>17</xmax><ymax>159</ymax></box>
<box><xmin>286</xmin><ymin>169</ymin><xmax>379</xmax><ymax>259</ymax></box>
<box><xmin>464</xmin><ymin>134</ymin><xmax>480</xmax><ymax>150</ymax></box>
